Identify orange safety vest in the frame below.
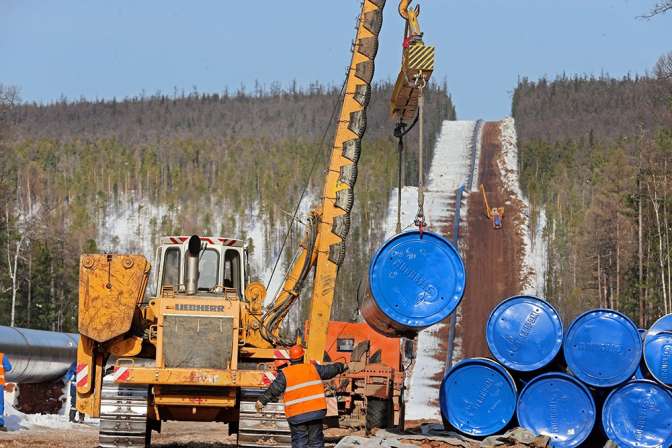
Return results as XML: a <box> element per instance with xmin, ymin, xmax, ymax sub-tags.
<box><xmin>282</xmin><ymin>363</ymin><xmax>327</xmax><ymax>418</ymax></box>
<box><xmin>0</xmin><ymin>353</ymin><xmax>5</xmax><ymax>385</ymax></box>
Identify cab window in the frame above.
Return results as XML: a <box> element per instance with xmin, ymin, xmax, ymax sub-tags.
<box><xmin>198</xmin><ymin>249</ymin><xmax>219</xmax><ymax>290</ymax></box>
<box><xmin>224</xmin><ymin>249</ymin><xmax>241</xmax><ymax>294</ymax></box>
<box><xmin>162</xmin><ymin>247</ymin><xmax>181</xmax><ymax>289</ymax></box>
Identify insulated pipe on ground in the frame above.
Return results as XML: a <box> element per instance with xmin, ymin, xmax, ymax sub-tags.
<box><xmin>0</xmin><ymin>325</ymin><xmax>79</xmax><ymax>383</ymax></box>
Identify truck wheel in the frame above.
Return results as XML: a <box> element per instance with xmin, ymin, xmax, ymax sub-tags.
<box><xmin>365</xmin><ymin>398</ymin><xmax>389</xmax><ymax>431</ymax></box>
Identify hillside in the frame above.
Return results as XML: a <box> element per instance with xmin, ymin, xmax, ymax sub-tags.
<box><xmin>0</xmin><ymin>82</ymin><xmax>456</xmax><ymax>332</ymax></box>
<box><xmin>513</xmin><ymin>74</ymin><xmax>672</xmax><ymax>326</ymax></box>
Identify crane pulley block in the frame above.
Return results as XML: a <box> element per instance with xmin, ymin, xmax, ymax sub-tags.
<box><xmin>390</xmin><ymin>43</ymin><xmax>435</xmax><ymax>121</ymax></box>
<box><xmin>404</xmin><ymin>43</ymin><xmax>435</xmax><ymax>74</ymax></box>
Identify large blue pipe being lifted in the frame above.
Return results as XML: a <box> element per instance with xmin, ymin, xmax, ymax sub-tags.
<box><xmin>0</xmin><ymin>325</ymin><xmax>78</xmax><ymax>383</ymax></box>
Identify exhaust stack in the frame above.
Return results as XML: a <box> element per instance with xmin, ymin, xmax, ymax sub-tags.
<box><xmin>185</xmin><ymin>235</ymin><xmax>201</xmax><ymax>295</ymax></box>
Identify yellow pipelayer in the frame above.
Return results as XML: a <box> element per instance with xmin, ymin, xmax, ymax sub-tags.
<box><xmin>75</xmin><ymin>1</ymin><xmax>430</xmax><ymax>445</ymax></box>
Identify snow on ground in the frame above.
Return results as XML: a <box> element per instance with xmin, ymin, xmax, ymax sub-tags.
<box><xmin>383</xmin><ymin>121</ymin><xmax>477</xmax><ymax>423</ymax></box>
<box><xmin>383</xmin><ymin>186</ymin><xmax>420</xmax><ymax>234</ymax></box>
<box><xmin>384</xmin><ymin>121</ymin><xmax>476</xmax><ymax>234</ymax></box>
<box><xmin>498</xmin><ymin>117</ymin><xmax>547</xmax><ymax>297</ymax></box>
<box><xmin>470</xmin><ymin>121</ymin><xmax>484</xmax><ymax>192</ymax></box>
<box><xmin>528</xmin><ymin>209</ymin><xmax>547</xmax><ymax>296</ymax></box>
<box><xmin>426</xmin><ymin>121</ymin><xmax>475</xmax><ymax>194</ymax></box>
<box><xmin>97</xmin><ymin>193</ymin><xmax>170</xmax><ymax>256</ymax></box>
<box><xmin>247</xmin><ymin>193</ymin><xmax>317</xmax><ymax>307</ymax></box>
<box><xmin>3</xmin><ymin>385</ymin><xmax>98</xmax><ymax>432</ymax></box>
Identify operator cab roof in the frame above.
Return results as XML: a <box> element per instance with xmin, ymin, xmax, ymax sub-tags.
<box><xmin>160</xmin><ymin>236</ymin><xmax>245</xmax><ymax>248</ymax></box>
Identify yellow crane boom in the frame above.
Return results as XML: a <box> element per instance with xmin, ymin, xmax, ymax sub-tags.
<box><xmin>305</xmin><ymin>0</ymin><xmax>387</xmax><ymax>361</ymax></box>
<box><xmin>264</xmin><ymin>0</ymin><xmax>436</xmax><ymax>362</ymax></box>
<box><xmin>481</xmin><ymin>184</ymin><xmax>492</xmax><ymax>219</ymax></box>
<box><xmin>258</xmin><ymin>0</ymin><xmax>387</xmax><ymax>360</ymax></box>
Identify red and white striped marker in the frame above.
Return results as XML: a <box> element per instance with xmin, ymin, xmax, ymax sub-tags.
<box><xmin>76</xmin><ymin>363</ymin><xmax>89</xmax><ymax>388</ymax></box>
<box><xmin>106</xmin><ymin>366</ymin><xmax>131</xmax><ymax>383</ymax></box>
<box><xmin>274</xmin><ymin>349</ymin><xmax>290</xmax><ymax>360</ymax></box>
<box><xmin>262</xmin><ymin>372</ymin><xmax>276</xmax><ymax>385</ymax></box>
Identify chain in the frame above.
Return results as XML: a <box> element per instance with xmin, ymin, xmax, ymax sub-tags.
<box><xmin>394</xmin><ymin>121</ymin><xmax>406</xmax><ymax>234</ymax></box>
<box><xmin>413</xmin><ymin>73</ymin><xmax>427</xmax><ymax>236</ymax></box>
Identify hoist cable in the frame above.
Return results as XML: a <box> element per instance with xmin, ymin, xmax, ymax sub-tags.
<box><xmin>414</xmin><ymin>76</ymin><xmax>427</xmax><ymax>236</ymax></box>
<box><xmin>393</xmin><ymin>112</ymin><xmax>419</xmax><ymax>234</ymax></box>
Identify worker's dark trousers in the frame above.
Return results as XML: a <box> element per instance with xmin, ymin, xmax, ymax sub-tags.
<box><xmin>68</xmin><ymin>382</ymin><xmax>84</xmax><ymax>423</ymax></box>
<box><xmin>0</xmin><ymin>387</ymin><xmax>5</xmax><ymax>427</ymax></box>
<box><xmin>289</xmin><ymin>419</ymin><xmax>324</xmax><ymax>448</ymax></box>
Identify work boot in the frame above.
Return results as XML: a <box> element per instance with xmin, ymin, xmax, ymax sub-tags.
<box><xmin>0</xmin><ymin>426</ymin><xmax>7</xmax><ymax>432</ymax></box>
<box><xmin>78</xmin><ymin>412</ymin><xmax>85</xmax><ymax>423</ymax></box>
<box><xmin>69</xmin><ymin>409</ymin><xmax>77</xmax><ymax>423</ymax></box>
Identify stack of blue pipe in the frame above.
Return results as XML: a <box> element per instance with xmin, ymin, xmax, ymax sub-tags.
<box><xmin>439</xmin><ymin>296</ymin><xmax>672</xmax><ymax>448</ymax></box>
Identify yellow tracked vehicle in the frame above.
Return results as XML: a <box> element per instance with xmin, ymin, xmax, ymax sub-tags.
<box><xmin>75</xmin><ymin>1</ymin><xmax>435</xmax><ymax>447</ymax></box>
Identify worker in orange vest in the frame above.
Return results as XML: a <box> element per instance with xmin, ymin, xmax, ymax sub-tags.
<box><xmin>0</xmin><ymin>352</ymin><xmax>13</xmax><ymax>431</ymax></box>
<box><xmin>256</xmin><ymin>345</ymin><xmax>347</xmax><ymax>448</ymax></box>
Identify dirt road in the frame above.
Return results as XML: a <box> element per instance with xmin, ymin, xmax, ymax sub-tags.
<box><xmin>0</xmin><ymin>421</ymin><xmax>235</xmax><ymax>448</ymax></box>
<box><xmin>457</xmin><ymin>122</ymin><xmax>525</xmax><ymax>358</ymax></box>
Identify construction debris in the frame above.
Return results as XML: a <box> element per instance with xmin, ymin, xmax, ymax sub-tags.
<box><xmin>335</xmin><ymin>427</ymin><xmax>550</xmax><ymax>448</ymax></box>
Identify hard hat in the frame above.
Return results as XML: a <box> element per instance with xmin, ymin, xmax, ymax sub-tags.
<box><xmin>289</xmin><ymin>345</ymin><xmax>305</xmax><ymax>360</ymax></box>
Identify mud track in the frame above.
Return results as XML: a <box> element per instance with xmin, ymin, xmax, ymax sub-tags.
<box><xmin>458</xmin><ymin>122</ymin><xmax>525</xmax><ymax>359</ymax></box>
<box><xmin>0</xmin><ymin>422</ymin><xmax>236</xmax><ymax>448</ymax></box>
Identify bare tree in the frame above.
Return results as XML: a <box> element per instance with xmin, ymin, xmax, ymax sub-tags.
<box><xmin>654</xmin><ymin>52</ymin><xmax>672</xmax><ymax>80</ymax></box>
<box><xmin>0</xmin><ymin>85</ymin><xmax>20</xmax><ymax>128</ymax></box>
<box><xmin>643</xmin><ymin>1</ymin><xmax>672</xmax><ymax>17</ymax></box>
<box><xmin>5</xmin><ymin>208</ymin><xmax>28</xmax><ymax>327</ymax></box>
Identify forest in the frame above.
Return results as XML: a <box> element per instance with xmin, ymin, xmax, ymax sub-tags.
<box><xmin>513</xmin><ymin>70</ymin><xmax>672</xmax><ymax>326</ymax></box>
<box><xmin>0</xmin><ymin>81</ymin><xmax>455</xmax><ymax>333</ymax></box>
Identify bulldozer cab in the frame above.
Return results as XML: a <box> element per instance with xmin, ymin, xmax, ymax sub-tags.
<box><xmin>153</xmin><ymin>236</ymin><xmax>249</xmax><ymax>298</ymax></box>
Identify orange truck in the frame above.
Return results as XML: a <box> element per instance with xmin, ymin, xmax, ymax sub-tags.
<box><xmin>319</xmin><ymin>322</ymin><xmax>405</xmax><ymax>431</ymax></box>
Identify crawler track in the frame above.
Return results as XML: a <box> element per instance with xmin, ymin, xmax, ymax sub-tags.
<box><xmin>237</xmin><ymin>390</ymin><xmax>291</xmax><ymax>448</ymax></box>
<box><xmin>99</xmin><ymin>379</ymin><xmax>150</xmax><ymax>448</ymax></box>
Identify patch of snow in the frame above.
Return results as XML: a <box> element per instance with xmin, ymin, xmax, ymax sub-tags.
<box><xmin>97</xmin><ymin>193</ymin><xmax>171</xmax><ymax>256</ymax></box>
<box><xmin>498</xmin><ymin>117</ymin><xmax>547</xmax><ymax>297</ymax></box>
<box><xmin>383</xmin><ymin>186</ymin><xmax>420</xmax><ymax>235</ymax></box>
<box><xmin>3</xmin><ymin>386</ymin><xmax>97</xmax><ymax>432</ymax></box>
<box><xmin>528</xmin><ymin>208</ymin><xmax>547</xmax><ymax>297</ymax></box>
<box><xmin>242</xmin><ymin>193</ymin><xmax>316</xmax><ymax>334</ymax></box>
<box><xmin>247</xmin><ymin>193</ymin><xmax>317</xmax><ymax>307</ymax></box>
<box><xmin>498</xmin><ymin>118</ymin><xmax>524</xmax><ymax>200</ymax></box>
<box><xmin>426</xmin><ymin>121</ymin><xmax>475</xmax><ymax>193</ymax></box>
<box><xmin>403</xmin><ymin>325</ymin><xmax>445</xmax><ymax>421</ymax></box>
<box><xmin>384</xmin><ymin>121</ymin><xmax>476</xmax><ymax>235</ymax></box>
<box><xmin>449</xmin><ymin>307</ymin><xmax>464</xmax><ymax>365</ymax></box>
<box><xmin>469</xmin><ymin>122</ymin><xmax>484</xmax><ymax>192</ymax></box>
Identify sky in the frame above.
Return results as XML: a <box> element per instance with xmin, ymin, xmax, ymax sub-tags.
<box><xmin>1</xmin><ymin>0</ymin><xmax>670</xmax><ymax>120</ymax></box>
